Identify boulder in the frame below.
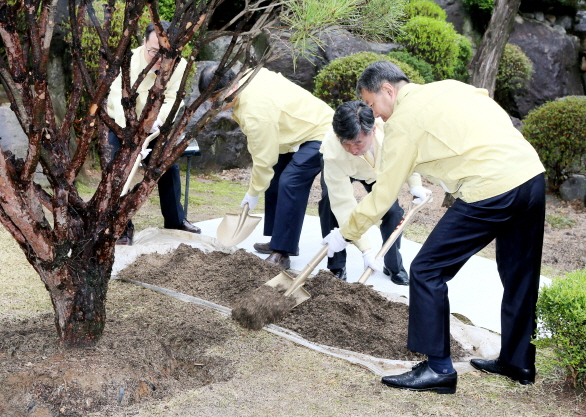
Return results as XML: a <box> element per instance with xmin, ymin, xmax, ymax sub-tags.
<box><xmin>183</xmin><ymin>62</ymin><xmax>251</xmax><ymax>172</ymax></box>
<box><xmin>507</xmin><ymin>17</ymin><xmax>584</xmax><ymax>118</ymax></box>
<box><xmin>256</xmin><ymin>31</ymin><xmax>326</xmax><ymax>92</ymax></box>
<box><xmin>559</xmin><ymin>174</ymin><xmax>586</xmax><ymax>203</ymax></box>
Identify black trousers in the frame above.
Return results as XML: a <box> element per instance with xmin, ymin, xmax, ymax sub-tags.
<box><xmin>108</xmin><ymin>130</ymin><xmax>185</xmax><ymax>229</ymax></box>
<box><xmin>407</xmin><ymin>174</ymin><xmax>545</xmax><ymax>368</ymax></box>
<box><xmin>319</xmin><ymin>175</ymin><xmax>405</xmax><ymax>273</ymax></box>
<box><xmin>263</xmin><ymin>141</ymin><xmax>323</xmax><ymax>255</ymax></box>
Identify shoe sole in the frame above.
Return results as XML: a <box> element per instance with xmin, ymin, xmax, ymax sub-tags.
<box><xmin>470</xmin><ymin>362</ymin><xmax>534</xmax><ymax>385</ymax></box>
<box><xmin>382</xmin><ymin>381</ymin><xmax>456</xmax><ymax>394</ymax></box>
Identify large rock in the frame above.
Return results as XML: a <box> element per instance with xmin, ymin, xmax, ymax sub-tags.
<box><xmin>559</xmin><ymin>174</ymin><xmax>586</xmax><ymax>203</ymax></box>
<box><xmin>508</xmin><ymin>17</ymin><xmax>584</xmax><ymax>118</ymax></box>
<box><xmin>0</xmin><ymin>104</ymin><xmax>28</xmax><ymax>158</ymax></box>
<box><xmin>183</xmin><ymin>62</ymin><xmax>251</xmax><ymax>172</ymax></box>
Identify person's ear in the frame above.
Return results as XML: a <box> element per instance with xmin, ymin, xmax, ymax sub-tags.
<box><xmin>381</xmin><ymin>82</ymin><xmax>395</xmax><ymax>98</ymax></box>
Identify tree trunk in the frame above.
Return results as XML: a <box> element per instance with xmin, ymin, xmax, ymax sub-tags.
<box><xmin>468</xmin><ymin>0</ymin><xmax>522</xmax><ymax>96</ymax></box>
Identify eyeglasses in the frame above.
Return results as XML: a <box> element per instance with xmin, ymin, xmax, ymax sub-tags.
<box><xmin>146</xmin><ymin>47</ymin><xmax>160</xmax><ymax>58</ymax></box>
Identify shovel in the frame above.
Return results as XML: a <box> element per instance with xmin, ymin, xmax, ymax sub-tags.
<box><xmin>357</xmin><ymin>193</ymin><xmax>432</xmax><ymax>284</ymax></box>
<box><xmin>264</xmin><ymin>244</ymin><xmax>329</xmax><ymax>307</ymax></box>
<box><xmin>121</xmin><ymin>130</ymin><xmax>161</xmax><ymax>196</ymax></box>
<box><xmin>216</xmin><ymin>203</ymin><xmax>262</xmax><ymax>246</ymax></box>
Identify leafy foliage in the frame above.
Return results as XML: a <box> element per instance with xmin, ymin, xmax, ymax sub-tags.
<box><xmin>535</xmin><ymin>268</ymin><xmax>586</xmax><ymax>388</ymax></box>
<box><xmin>158</xmin><ymin>0</ymin><xmax>177</xmax><ymax>21</ymax></box>
<box><xmin>452</xmin><ymin>34</ymin><xmax>473</xmax><ymax>82</ymax></box>
<box><xmin>404</xmin><ymin>0</ymin><xmax>447</xmax><ymax>21</ymax></box>
<box><xmin>313</xmin><ymin>51</ymin><xmax>425</xmax><ymax>109</ymax></box>
<box><xmin>522</xmin><ymin>96</ymin><xmax>586</xmax><ymax>189</ymax></box>
<box><xmin>462</xmin><ymin>0</ymin><xmax>494</xmax><ymax>12</ymax></box>
<box><xmin>388</xmin><ymin>50</ymin><xmax>434</xmax><ymax>83</ymax></box>
<box><xmin>495</xmin><ymin>43</ymin><xmax>533</xmax><ymax>98</ymax></box>
<box><xmin>397</xmin><ymin>16</ymin><xmax>459</xmax><ymax>80</ymax></box>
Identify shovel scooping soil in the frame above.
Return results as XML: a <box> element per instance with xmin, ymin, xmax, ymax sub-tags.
<box><xmin>231</xmin><ymin>285</ymin><xmax>296</xmax><ymax>330</ymax></box>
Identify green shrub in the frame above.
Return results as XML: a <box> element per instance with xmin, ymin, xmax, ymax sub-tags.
<box><xmin>452</xmin><ymin>34</ymin><xmax>473</xmax><ymax>82</ymax></box>
<box><xmin>397</xmin><ymin>16</ymin><xmax>460</xmax><ymax>80</ymax></box>
<box><xmin>462</xmin><ymin>0</ymin><xmax>494</xmax><ymax>12</ymax></box>
<box><xmin>404</xmin><ymin>0</ymin><xmax>447</xmax><ymax>21</ymax></box>
<box><xmin>388</xmin><ymin>50</ymin><xmax>435</xmax><ymax>83</ymax></box>
<box><xmin>535</xmin><ymin>269</ymin><xmax>586</xmax><ymax>387</ymax></box>
<box><xmin>522</xmin><ymin>96</ymin><xmax>586</xmax><ymax>189</ymax></box>
<box><xmin>313</xmin><ymin>51</ymin><xmax>426</xmax><ymax>109</ymax></box>
<box><xmin>495</xmin><ymin>43</ymin><xmax>533</xmax><ymax>100</ymax></box>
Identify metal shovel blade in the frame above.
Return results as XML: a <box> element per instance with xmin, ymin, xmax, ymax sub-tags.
<box><xmin>216</xmin><ymin>203</ymin><xmax>261</xmax><ymax>246</ymax></box>
<box><xmin>264</xmin><ymin>245</ymin><xmax>329</xmax><ymax>307</ymax></box>
<box><xmin>265</xmin><ymin>271</ymin><xmax>311</xmax><ymax>307</ymax></box>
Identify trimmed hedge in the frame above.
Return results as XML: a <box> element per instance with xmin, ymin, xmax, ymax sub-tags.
<box><xmin>495</xmin><ymin>43</ymin><xmax>533</xmax><ymax>98</ymax></box>
<box><xmin>404</xmin><ymin>0</ymin><xmax>447</xmax><ymax>21</ymax></box>
<box><xmin>452</xmin><ymin>34</ymin><xmax>473</xmax><ymax>83</ymax></box>
<box><xmin>397</xmin><ymin>16</ymin><xmax>460</xmax><ymax>80</ymax></box>
<box><xmin>388</xmin><ymin>51</ymin><xmax>435</xmax><ymax>84</ymax></box>
<box><xmin>522</xmin><ymin>96</ymin><xmax>586</xmax><ymax>189</ymax></box>
<box><xmin>535</xmin><ymin>268</ymin><xmax>586</xmax><ymax>388</ymax></box>
<box><xmin>313</xmin><ymin>52</ymin><xmax>425</xmax><ymax>109</ymax></box>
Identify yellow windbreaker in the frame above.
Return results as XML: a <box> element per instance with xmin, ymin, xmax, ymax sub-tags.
<box><xmin>107</xmin><ymin>45</ymin><xmax>187</xmax><ymax>127</ymax></box>
<box><xmin>340</xmin><ymin>80</ymin><xmax>545</xmax><ymax>241</ymax></box>
<box><xmin>232</xmin><ymin>68</ymin><xmax>334</xmax><ymax>197</ymax></box>
<box><xmin>321</xmin><ymin>119</ymin><xmax>421</xmax><ymax>251</ymax></box>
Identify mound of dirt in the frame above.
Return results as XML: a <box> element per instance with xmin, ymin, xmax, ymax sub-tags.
<box><xmin>0</xmin><ymin>286</ymin><xmax>236</xmax><ymax>416</ymax></box>
<box><xmin>120</xmin><ymin>244</ymin><xmax>468</xmax><ymax>361</ymax></box>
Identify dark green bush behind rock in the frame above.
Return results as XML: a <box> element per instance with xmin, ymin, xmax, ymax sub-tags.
<box><xmin>397</xmin><ymin>16</ymin><xmax>460</xmax><ymax>80</ymax></box>
<box><xmin>313</xmin><ymin>52</ymin><xmax>425</xmax><ymax>109</ymax></box>
<box><xmin>522</xmin><ymin>96</ymin><xmax>586</xmax><ymax>189</ymax></box>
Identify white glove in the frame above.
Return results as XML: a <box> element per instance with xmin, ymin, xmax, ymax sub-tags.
<box><xmin>150</xmin><ymin>117</ymin><xmax>163</xmax><ymax>133</ymax></box>
<box><xmin>140</xmin><ymin>148</ymin><xmax>152</xmax><ymax>160</ymax></box>
<box><xmin>240</xmin><ymin>193</ymin><xmax>259</xmax><ymax>211</ymax></box>
<box><xmin>321</xmin><ymin>228</ymin><xmax>349</xmax><ymax>258</ymax></box>
<box><xmin>362</xmin><ymin>249</ymin><xmax>383</xmax><ymax>272</ymax></box>
<box><xmin>410</xmin><ymin>185</ymin><xmax>433</xmax><ymax>204</ymax></box>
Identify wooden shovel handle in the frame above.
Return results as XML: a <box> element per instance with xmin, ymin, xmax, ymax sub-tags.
<box><xmin>284</xmin><ymin>245</ymin><xmax>329</xmax><ymax>297</ymax></box>
<box><xmin>358</xmin><ymin>193</ymin><xmax>432</xmax><ymax>284</ymax></box>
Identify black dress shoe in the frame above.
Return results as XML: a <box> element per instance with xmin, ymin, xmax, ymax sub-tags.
<box><xmin>116</xmin><ymin>224</ymin><xmax>134</xmax><ymax>245</ymax></box>
<box><xmin>254</xmin><ymin>242</ymin><xmax>299</xmax><ymax>256</ymax></box>
<box><xmin>330</xmin><ymin>267</ymin><xmax>347</xmax><ymax>281</ymax></box>
<box><xmin>383</xmin><ymin>267</ymin><xmax>410</xmax><ymax>286</ymax></box>
<box><xmin>173</xmin><ymin>219</ymin><xmax>201</xmax><ymax>234</ymax></box>
<box><xmin>381</xmin><ymin>361</ymin><xmax>457</xmax><ymax>394</ymax></box>
<box><xmin>470</xmin><ymin>358</ymin><xmax>535</xmax><ymax>385</ymax></box>
<box><xmin>265</xmin><ymin>251</ymin><xmax>291</xmax><ymax>269</ymax></box>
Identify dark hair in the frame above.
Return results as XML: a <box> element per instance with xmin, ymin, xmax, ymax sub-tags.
<box><xmin>144</xmin><ymin>21</ymin><xmax>171</xmax><ymax>40</ymax></box>
<box><xmin>356</xmin><ymin>61</ymin><xmax>409</xmax><ymax>97</ymax></box>
<box><xmin>198</xmin><ymin>63</ymin><xmax>237</xmax><ymax>94</ymax></box>
<box><xmin>332</xmin><ymin>101</ymin><xmax>376</xmax><ymax>143</ymax></box>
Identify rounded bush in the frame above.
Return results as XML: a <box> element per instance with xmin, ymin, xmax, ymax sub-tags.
<box><xmin>522</xmin><ymin>96</ymin><xmax>586</xmax><ymax>189</ymax></box>
<box><xmin>452</xmin><ymin>34</ymin><xmax>473</xmax><ymax>83</ymax></box>
<box><xmin>535</xmin><ymin>268</ymin><xmax>586</xmax><ymax>388</ymax></box>
<box><xmin>397</xmin><ymin>16</ymin><xmax>460</xmax><ymax>80</ymax></box>
<box><xmin>495</xmin><ymin>43</ymin><xmax>533</xmax><ymax>100</ymax></box>
<box><xmin>404</xmin><ymin>0</ymin><xmax>447</xmax><ymax>21</ymax></box>
<box><xmin>313</xmin><ymin>52</ymin><xmax>425</xmax><ymax>109</ymax></box>
<box><xmin>388</xmin><ymin>50</ymin><xmax>435</xmax><ymax>84</ymax></box>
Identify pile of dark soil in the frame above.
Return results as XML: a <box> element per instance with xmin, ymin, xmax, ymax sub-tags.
<box><xmin>0</xmin><ymin>284</ymin><xmax>236</xmax><ymax>416</ymax></box>
<box><xmin>119</xmin><ymin>244</ymin><xmax>468</xmax><ymax>361</ymax></box>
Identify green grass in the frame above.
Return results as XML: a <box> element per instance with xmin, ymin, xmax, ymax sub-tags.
<box><xmin>545</xmin><ymin>213</ymin><xmax>576</xmax><ymax>229</ymax></box>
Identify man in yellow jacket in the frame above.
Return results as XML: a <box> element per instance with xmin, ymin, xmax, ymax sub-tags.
<box><xmin>320</xmin><ymin>100</ymin><xmax>430</xmax><ymax>283</ymax></box>
<box><xmin>323</xmin><ymin>61</ymin><xmax>546</xmax><ymax>394</ymax></box>
<box><xmin>199</xmin><ymin>65</ymin><xmax>334</xmax><ymax>269</ymax></box>
<box><xmin>107</xmin><ymin>21</ymin><xmax>201</xmax><ymax>245</ymax></box>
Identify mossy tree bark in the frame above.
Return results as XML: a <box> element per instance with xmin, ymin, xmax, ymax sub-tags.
<box><xmin>468</xmin><ymin>0</ymin><xmax>522</xmax><ymax>97</ymax></box>
<box><xmin>0</xmin><ymin>0</ymin><xmax>279</xmax><ymax>347</ymax></box>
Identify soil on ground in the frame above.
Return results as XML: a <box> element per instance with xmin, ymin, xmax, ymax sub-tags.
<box><xmin>1</xmin><ymin>168</ymin><xmax>584</xmax><ymax>416</ymax></box>
<box><xmin>119</xmin><ymin>244</ymin><xmax>468</xmax><ymax>361</ymax></box>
